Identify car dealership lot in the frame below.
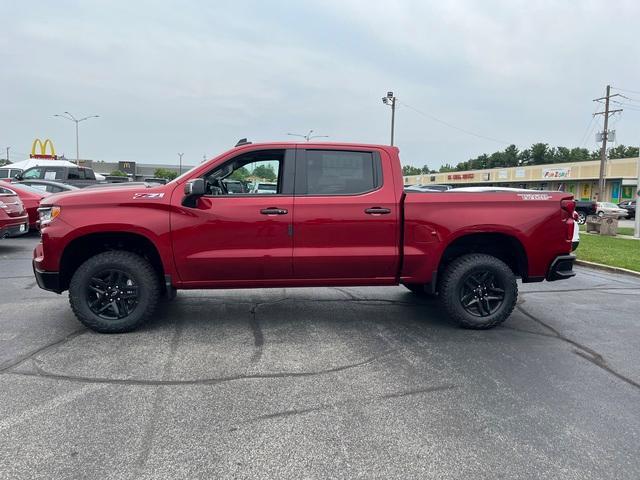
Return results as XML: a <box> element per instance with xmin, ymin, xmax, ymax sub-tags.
<box><xmin>1</xmin><ymin>235</ymin><xmax>639</xmax><ymax>479</ymax></box>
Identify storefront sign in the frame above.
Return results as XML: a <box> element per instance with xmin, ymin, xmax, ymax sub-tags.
<box><xmin>30</xmin><ymin>138</ymin><xmax>57</xmax><ymax>159</ymax></box>
<box><xmin>542</xmin><ymin>167</ymin><xmax>571</xmax><ymax>179</ymax></box>
<box><xmin>447</xmin><ymin>173</ymin><xmax>474</xmax><ymax>180</ymax></box>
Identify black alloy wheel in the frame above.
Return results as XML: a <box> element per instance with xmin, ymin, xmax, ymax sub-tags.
<box><xmin>459</xmin><ymin>270</ymin><xmax>505</xmax><ymax>317</ymax></box>
<box><xmin>87</xmin><ymin>269</ymin><xmax>139</xmax><ymax>320</ymax></box>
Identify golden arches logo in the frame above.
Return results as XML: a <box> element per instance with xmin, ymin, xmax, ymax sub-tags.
<box><xmin>30</xmin><ymin>138</ymin><xmax>57</xmax><ymax>159</ymax></box>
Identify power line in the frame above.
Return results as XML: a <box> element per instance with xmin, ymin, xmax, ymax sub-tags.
<box><xmin>612</xmin><ymin>86</ymin><xmax>640</xmax><ymax>95</ymax></box>
<box><xmin>396</xmin><ymin>100</ymin><xmax>512</xmax><ymax>145</ymax></box>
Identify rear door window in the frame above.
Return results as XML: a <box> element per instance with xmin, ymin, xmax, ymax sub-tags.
<box><xmin>298</xmin><ymin>150</ymin><xmax>381</xmax><ymax>195</ymax></box>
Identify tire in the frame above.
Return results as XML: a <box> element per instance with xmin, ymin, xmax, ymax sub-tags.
<box><xmin>403</xmin><ymin>283</ymin><xmax>438</xmax><ymax>298</ymax></box>
<box><xmin>69</xmin><ymin>251</ymin><xmax>160</xmax><ymax>333</ymax></box>
<box><xmin>440</xmin><ymin>254</ymin><xmax>517</xmax><ymax>330</ymax></box>
<box><xmin>576</xmin><ymin>211</ymin><xmax>586</xmax><ymax>225</ymax></box>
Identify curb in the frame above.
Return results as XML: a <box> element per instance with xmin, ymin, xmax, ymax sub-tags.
<box><xmin>575</xmin><ymin>259</ymin><xmax>640</xmax><ymax>278</ymax></box>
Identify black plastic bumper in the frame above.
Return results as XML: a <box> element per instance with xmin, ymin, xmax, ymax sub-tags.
<box><xmin>33</xmin><ymin>261</ymin><xmax>62</xmax><ymax>293</ymax></box>
<box><xmin>547</xmin><ymin>255</ymin><xmax>576</xmax><ymax>281</ymax></box>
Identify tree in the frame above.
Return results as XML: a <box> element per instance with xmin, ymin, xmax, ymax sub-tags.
<box><xmin>503</xmin><ymin>145</ymin><xmax>519</xmax><ymax>167</ymax></box>
<box><xmin>439</xmin><ymin>163</ymin><xmax>456</xmax><ymax>173</ymax></box>
<box><xmin>420</xmin><ymin>164</ymin><xmax>433</xmax><ymax>174</ymax></box>
<box><xmin>609</xmin><ymin>145</ymin><xmax>639</xmax><ymax>159</ymax></box>
<box><xmin>252</xmin><ymin>164</ymin><xmax>276</xmax><ymax>181</ymax></box>
<box><xmin>230</xmin><ymin>166</ymin><xmax>250</xmax><ymax>181</ymax></box>
<box><xmin>402</xmin><ymin>165</ymin><xmax>422</xmax><ymax>176</ymax></box>
<box><xmin>154</xmin><ymin>168</ymin><xmax>178</xmax><ymax>180</ymax></box>
<box><xmin>110</xmin><ymin>170</ymin><xmax>127</xmax><ymax>177</ymax></box>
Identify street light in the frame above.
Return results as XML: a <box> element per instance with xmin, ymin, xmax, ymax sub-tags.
<box><xmin>286</xmin><ymin>130</ymin><xmax>329</xmax><ymax>142</ymax></box>
<box><xmin>381</xmin><ymin>91</ymin><xmax>397</xmax><ymax>146</ymax></box>
<box><xmin>54</xmin><ymin>111</ymin><xmax>99</xmax><ymax>162</ymax></box>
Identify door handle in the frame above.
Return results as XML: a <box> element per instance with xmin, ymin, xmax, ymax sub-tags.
<box><xmin>260</xmin><ymin>207</ymin><xmax>288</xmax><ymax>215</ymax></box>
<box><xmin>365</xmin><ymin>207</ymin><xmax>391</xmax><ymax>215</ymax></box>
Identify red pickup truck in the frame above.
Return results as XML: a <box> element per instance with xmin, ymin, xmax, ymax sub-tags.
<box><xmin>33</xmin><ymin>141</ymin><xmax>577</xmax><ymax>333</ymax></box>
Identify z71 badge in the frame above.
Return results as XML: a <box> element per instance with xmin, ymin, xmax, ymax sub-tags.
<box><xmin>133</xmin><ymin>193</ymin><xmax>165</xmax><ymax>199</ymax></box>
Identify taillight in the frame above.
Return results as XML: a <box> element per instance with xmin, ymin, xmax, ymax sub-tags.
<box><xmin>561</xmin><ymin>199</ymin><xmax>576</xmax><ymax>216</ymax></box>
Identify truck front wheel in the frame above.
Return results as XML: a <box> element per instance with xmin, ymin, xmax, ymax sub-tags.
<box><xmin>69</xmin><ymin>251</ymin><xmax>160</xmax><ymax>333</ymax></box>
<box><xmin>440</xmin><ymin>254</ymin><xmax>517</xmax><ymax>329</ymax></box>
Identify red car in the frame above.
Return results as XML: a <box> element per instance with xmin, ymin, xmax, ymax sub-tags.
<box><xmin>33</xmin><ymin>141</ymin><xmax>577</xmax><ymax>333</ymax></box>
<box><xmin>0</xmin><ymin>183</ymin><xmax>29</xmax><ymax>238</ymax></box>
<box><xmin>0</xmin><ymin>181</ymin><xmax>49</xmax><ymax>229</ymax></box>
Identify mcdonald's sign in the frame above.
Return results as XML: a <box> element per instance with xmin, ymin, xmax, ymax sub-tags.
<box><xmin>30</xmin><ymin>138</ymin><xmax>57</xmax><ymax>159</ymax></box>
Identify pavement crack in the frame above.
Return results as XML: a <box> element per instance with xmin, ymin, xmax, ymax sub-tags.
<box><xmin>4</xmin><ymin>349</ymin><xmax>396</xmax><ymax>387</ymax></box>
<box><xmin>136</xmin><ymin>322</ymin><xmax>184</xmax><ymax>470</ymax></box>
<box><xmin>0</xmin><ymin>328</ymin><xmax>87</xmax><ymax>373</ymax></box>
<box><xmin>516</xmin><ymin>305</ymin><xmax>640</xmax><ymax>390</ymax></box>
<box><xmin>520</xmin><ymin>286</ymin><xmax>640</xmax><ymax>295</ymax></box>
<box><xmin>241</xmin><ymin>384</ymin><xmax>456</xmax><ymax>424</ymax></box>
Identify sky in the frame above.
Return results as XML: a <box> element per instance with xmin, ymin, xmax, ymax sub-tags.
<box><xmin>1</xmin><ymin>0</ymin><xmax>640</xmax><ymax>169</ymax></box>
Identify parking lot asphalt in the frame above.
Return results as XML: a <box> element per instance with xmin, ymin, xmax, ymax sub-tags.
<box><xmin>1</xmin><ymin>234</ymin><xmax>639</xmax><ymax>480</ymax></box>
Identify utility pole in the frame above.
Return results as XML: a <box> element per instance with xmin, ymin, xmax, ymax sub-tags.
<box><xmin>593</xmin><ymin>85</ymin><xmax>623</xmax><ymax>200</ymax></box>
<box><xmin>5</xmin><ymin>146</ymin><xmax>9</xmax><ymax>164</ymax></box>
<box><xmin>178</xmin><ymin>153</ymin><xmax>184</xmax><ymax>175</ymax></box>
<box><xmin>54</xmin><ymin>112</ymin><xmax>99</xmax><ymax>162</ymax></box>
<box><xmin>382</xmin><ymin>91</ymin><xmax>397</xmax><ymax>146</ymax></box>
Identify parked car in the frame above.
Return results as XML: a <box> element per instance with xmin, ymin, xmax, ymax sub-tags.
<box><xmin>575</xmin><ymin>200</ymin><xmax>597</xmax><ymax>224</ymax></box>
<box><xmin>0</xmin><ymin>181</ymin><xmax>49</xmax><ymax>229</ymax></box>
<box><xmin>13</xmin><ymin>179</ymin><xmax>79</xmax><ymax>194</ymax></box>
<box><xmin>0</xmin><ymin>184</ymin><xmax>29</xmax><ymax>238</ymax></box>
<box><xmin>252</xmin><ymin>182</ymin><xmax>277</xmax><ymax>194</ymax></box>
<box><xmin>596</xmin><ymin>202</ymin><xmax>628</xmax><ymax>218</ymax></box>
<box><xmin>85</xmin><ymin>182</ymin><xmax>148</xmax><ymax>189</ymax></box>
<box><xmin>222</xmin><ymin>179</ymin><xmax>248</xmax><ymax>193</ymax></box>
<box><xmin>618</xmin><ymin>200</ymin><xmax>636</xmax><ymax>219</ymax></box>
<box><xmin>0</xmin><ymin>167</ymin><xmax>24</xmax><ymax>181</ymax></box>
<box><xmin>15</xmin><ymin>165</ymin><xmax>99</xmax><ymax>188</ymax></box>
<box><xmin>33</xmin><ymin>141</ymin><xmax>577</xmax><ymax>333</ymax></box>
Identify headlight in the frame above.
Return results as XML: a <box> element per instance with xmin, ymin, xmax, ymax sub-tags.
<box><xmin>38</xmin><ymin>206</ymin><xmax>61</xmax><ymax>226</ymax></box>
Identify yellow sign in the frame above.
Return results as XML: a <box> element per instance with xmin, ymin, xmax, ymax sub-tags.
<box><xmin>30</xmin><ymin>138</ymin><xmax>57</xmax><ymax>159</ymax></box>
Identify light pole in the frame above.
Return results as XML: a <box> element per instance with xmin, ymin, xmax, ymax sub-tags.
<box><xmin>286</xmin><ymin>130</ymin><xmax>329</xmax><ymax>141</ymax></box>
<box><xmin>54</xmin><ymin>112</ymin><xmax>99</xmax><ymax>162</ymax></box>
<box><xmin>382</xmin><ymin>91</ymin><xmax>397</xmax><ymax>146</ymax></box>
<box><xmin>4</xmin><ymin>146</ymin><xmax>9</xmax><ymax>164</ymax></box>
<box><xmin>178</xmin><ymin>152</ymin><xmax>184</xmax><ymax>175</ymax></box>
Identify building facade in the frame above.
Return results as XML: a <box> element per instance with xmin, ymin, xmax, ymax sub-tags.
<box><xmin>404</xmin><ymin>157</ymin><xmax>640</xmax><ymax>202</ymax></box>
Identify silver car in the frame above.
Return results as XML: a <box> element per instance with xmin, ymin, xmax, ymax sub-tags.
<box><xmin>596</xmin><ymin>202</ymin><xmax>629</xmax><ymax>218</ymax></box>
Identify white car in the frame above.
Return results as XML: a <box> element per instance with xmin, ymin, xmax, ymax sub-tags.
<box><xmin>596</xmin><ymin>202</ymin><xmax>628</xmax><ymax>218</ymax></box>
<box><xmin>252</xmin><ymin>182</ymin><xmax>277</xmax><ymax>194</ymax></box>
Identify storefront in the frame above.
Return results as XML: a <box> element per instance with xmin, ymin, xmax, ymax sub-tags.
<box><xmin>404</xmin><ymin>157</ymin><xmax>640</xmax><ymax>202</ymax></box>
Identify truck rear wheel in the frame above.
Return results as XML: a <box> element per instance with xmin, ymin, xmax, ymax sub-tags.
<box><xmin>69</xmin><ymin>251</ymin><xmax>160</xmax><ymax>333</ymax></box>
<box><xmin>440</xmin><ymin>254</ymin><xmax>517</xmax><ymax>329</ymax></box>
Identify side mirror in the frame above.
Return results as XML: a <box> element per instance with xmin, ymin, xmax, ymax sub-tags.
<box><xmin>182</xmin><ymin>178</ymin><xmax>206</xmax><ymax>207</ymax></box>
<box><xmin>184</xmin><ymin>178</ymin><xmax>206</xmax><ymax>196</ymax></box>
<box><xmin>14</xmin><ymin>173</ymin><xmax>23</xmax><ymax>181</ymax></box>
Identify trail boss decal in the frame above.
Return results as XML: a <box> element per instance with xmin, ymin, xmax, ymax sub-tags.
<box><xmin>517</xmin><ymin>193</ymin><xmax>551</xmax><ymax>201</ymax></box>
<box><xmin>133</xmin><ymin>193</ymin><xmax>165</xmax><ymax>199</ymax></box>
